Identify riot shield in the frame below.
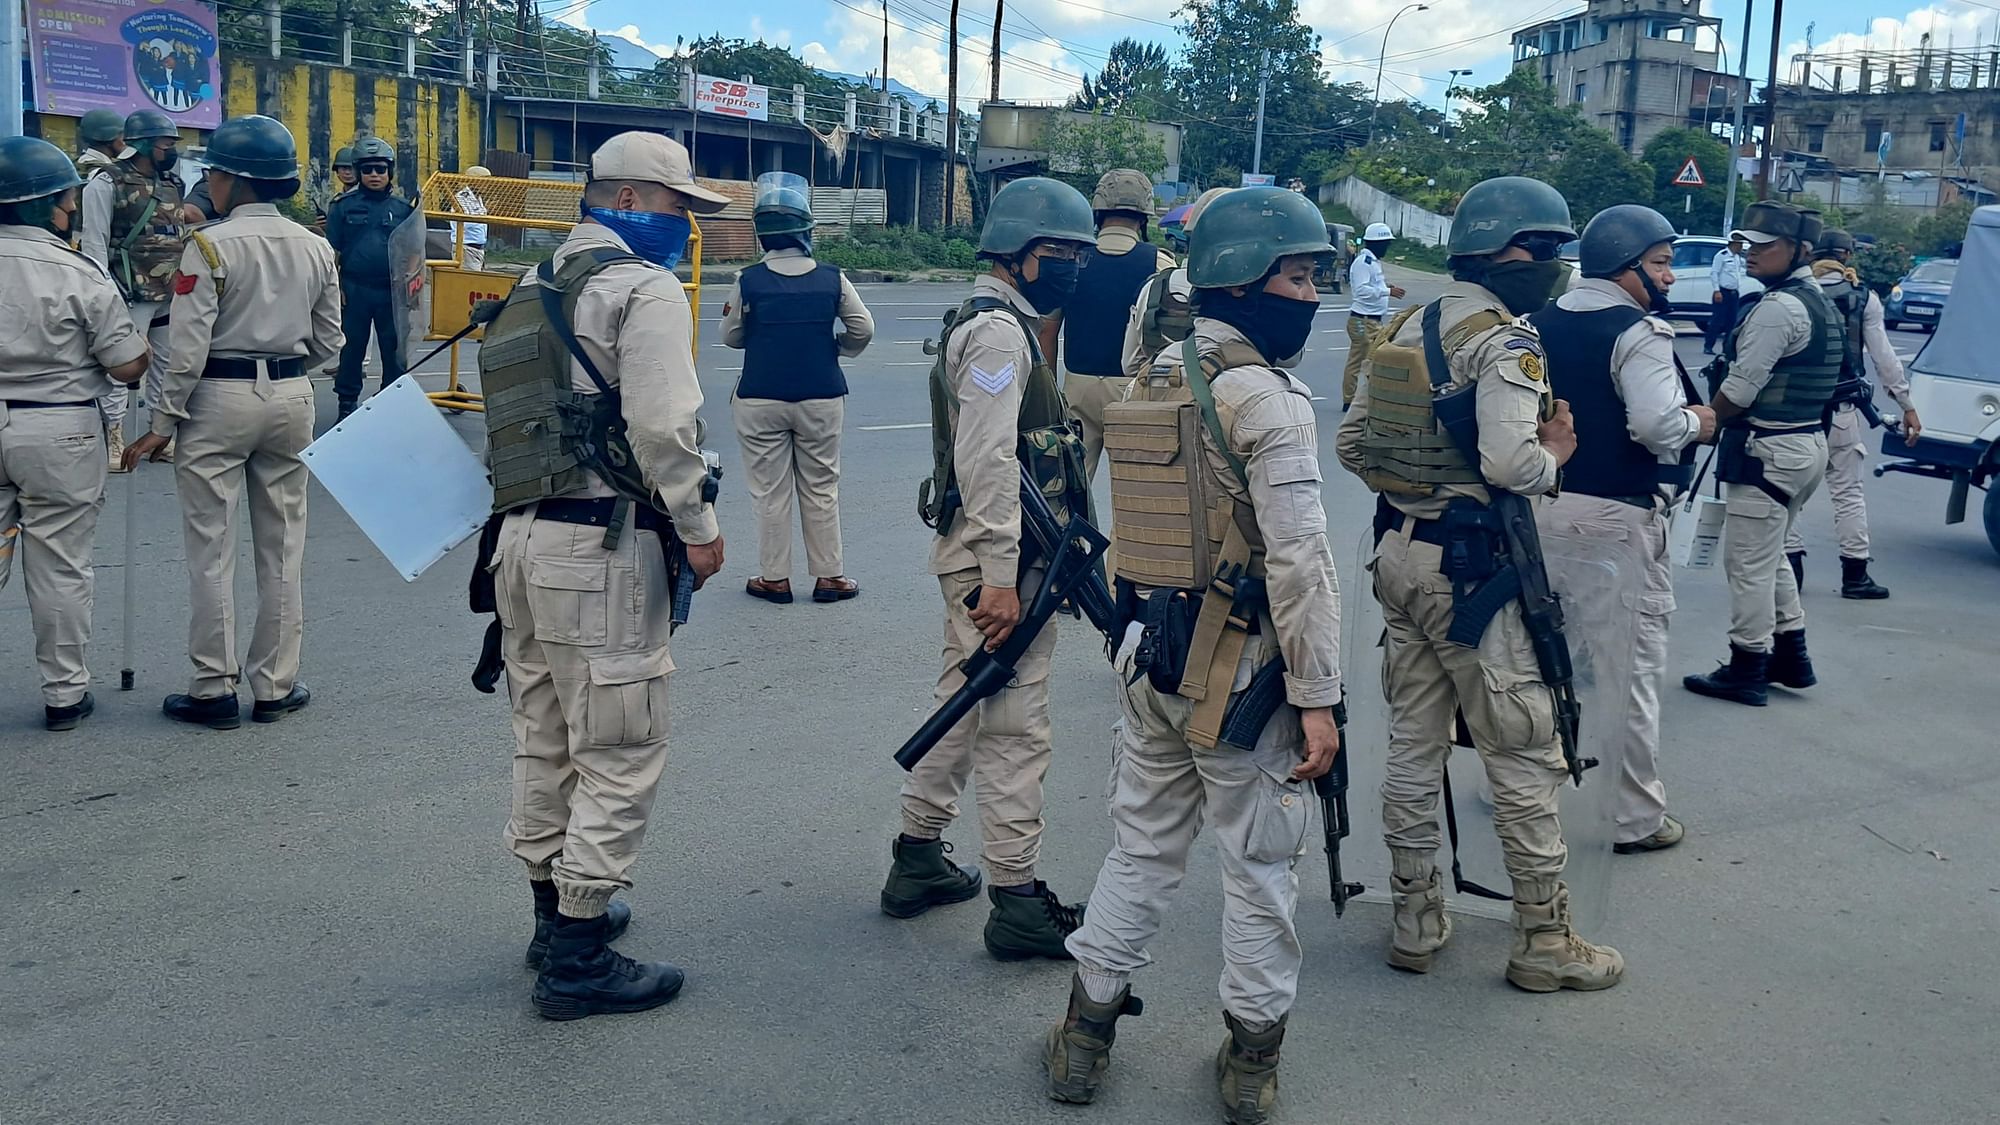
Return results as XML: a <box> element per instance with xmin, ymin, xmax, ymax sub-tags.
<box><xmin>1340</xmin><ymin>515</ymin><xmax>1642</xmax><ymax>933</ymax></box>
<box><xmin>388</xmin><ymin>204</ymin><xmax>430</xmax><ymax>364</ymax></box>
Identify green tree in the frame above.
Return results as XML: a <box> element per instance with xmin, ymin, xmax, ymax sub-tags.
<box><xmin>1451</xmin><ymin>69</ymin><xmax>1587</xmax><ymax>180</ymax></box>
<box><xmin>1913</xmin><ymin>200</ymin><xmax>1975</xmax><ymax>256</ymax></box>
<box><xmin>1040</xmin><ymin>111</ymin><xmax>1170</xmax><ymax>191</ymax></box>
<box><xmin>1641</xmin><ymin>127</ymin><xmax>1731</xmax><ymax>235</ymax></box>
<box><xmin>1550</xmin><ymin>127</ymin><xmax>1657</xmax><ymax>228</ymax></box>
<box><xmin>1072</xmin><ymin>39</ymin><xmax>1171</xmax><ymax>116</ymax></box>
<box><xmin>1169</xmin><ymin>0</ymin><xmax>1361</xmax><ymax>185</ymax></box>
<box><xmin>1854</xmin><ymin>241</ymin><xmax>1914</xmax><ymax>297</ymax></box>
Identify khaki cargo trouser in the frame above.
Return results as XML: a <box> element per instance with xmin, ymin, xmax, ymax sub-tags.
<box><xmin>1784</xmin><ymin>404</ymin><xmax>1870</xmax><ymax>560</ymax></box>
<box><xmin>172</xmin><ymin>377</ymin><xmax>313</xmax><ymax>701</ymax></box>
<box><xmin>1373</xmin><ymin>524</ymin><xmax>1570</xmax><ymax>904</ymax></box>
<box><xmin>1066</xmin><ymin>628</ymin><xmax>1309</xmax><ymax>1026</ymax></box>
<box><xmin>1725</xmin><ymin>430</ymin><xmax>1826</xmax><ymax>652</ymax></box>
<box><xmin>494</xmin><ymin>506</ymin><xmax>676</xmax><ymax>919</ymax></box>
<box><xmin>0</xmin><ymin>404</ymin><xmax>106</xmax><ymax>707</ymax></box>
<box><xmin>1537</xmin><ymin>492</ymin><xmax>1672</xmax><ymax>845</ymax></box>
<box><xmin>1063</xmin><ymin>373</ymin><xmax>1129</xmax><ymax>484</ymax></box>
<box><xmin>732</xmin><ymin>395</ymin><xmax>845</xmax><ymax>580</ymax></box>
<box><xmin>900</xmin><ymin>568</ymin><xmax>1057</xmax><ymax>887</ymax></box>
<box><xmin>100</xmin><ymin>303</ymin><xmax>168</xmax><ymax>432</ymax></box>
<box><xmin>1342</xmin><ymin>314</ymin><xmax>1382</xmax><ymax>406</ymax></box>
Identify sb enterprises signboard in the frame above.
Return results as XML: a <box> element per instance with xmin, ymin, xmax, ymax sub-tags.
<box><xmin>695</xmin><ymin>74</ymin><xmax>769</xmax><ymax>122</ymax></box>
<box><xmin>30</xmin><ymin>0</ymin><xmax>223</xmax><ymax>129</ymax></box>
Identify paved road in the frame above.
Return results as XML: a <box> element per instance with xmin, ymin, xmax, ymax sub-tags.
<box><xmin>3</xmin><ymin>269</ymin><xmax>1994</xmax><ymax>1125</ymax></box>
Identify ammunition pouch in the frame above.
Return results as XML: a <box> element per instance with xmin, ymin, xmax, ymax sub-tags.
<box><xmin>1715</xmin><ymin>425</ymin><xmax>1793</xmax><ymax>506</ymax></box>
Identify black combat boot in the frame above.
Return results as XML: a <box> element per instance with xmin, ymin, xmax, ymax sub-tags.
<box><xmin>526</xmin><ymin>880</ymin><xmax>631</xmax><ymax>971</ymax></box>
<box><xmin>1683</xmin><ymin>645</ymin><xmax>1770</xmax><ymax>706</ymax></box>
<box><xmin>530</xmin><ymin>912</ymin><xmax>683</xmax><ymax>1021</ymax></box>
<box><xmin>1767</xmin><ymin>630</ymin><xmax>1818</xmax><ymax>689</ymax></box>
<box><xmin>335</xmin><ymin>399</ymin><xmax>357</xmax><ymax>423</ymax></box>
<box><xmin>984</xmin><ymin>881</ymin><xmax>1085</xmax><ymax>962</ymax></box>
<box><xmin>1786</xmin><ymin>550</ymin><xmax>1805</xmax><ymax>590</ymax></box>
<box><xmin>879</xmin><ymin>835</ymin><xmax>983</xmax><ymax>918</ymax></box>
<box><xmin>1215</xmin><ymin>1012</ymin><xmax>1288</xmax><ymax>1125</ymax></box>
<box><xmin>1043</xmin><ymin>973</ymin><xmax>1144</xmax><ymax>1104</ymax></box>
<box><xmin>1840</xmin><ymin>556</ymin><xmax>1890</xmax><ymax>599</ymax></box>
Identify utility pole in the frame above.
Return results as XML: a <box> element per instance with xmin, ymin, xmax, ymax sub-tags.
<box><xmin>1754</xmin><ymin>0</ymin><xmax>1784</xmax><ymax>203</ymax></box>
<box><xmin>1367</xmin><ymin>4</ymin><xmax>1429</xmax><ymax>147</ymax></box>
<box><xmin>1251</xmin><ymin>49</ymin><xmax>1271</xmax><ymax>176</ymax></box>
<box><xmin>1</xmin><ymin>0</ymin><xmax>24</xmax><ymax>136</ymax></box>
<box><xmin>1722</xmin><ymin>0</ymin><xmax>1755</xmax><ymax>233</ymax></box>
<box><xmin>945</xmin><ymin>0</ymin><xmax>960</xmax><ymax>227</ymax></box>
<box><xmin>990</xmin><ymin>0</ymin><xmax>1004</xmax><ymax>103</ymax></box>
<box><xmin>882</xmin><ymin>0</ymin><xmax>890</xmax><ymax>95</ymax></box>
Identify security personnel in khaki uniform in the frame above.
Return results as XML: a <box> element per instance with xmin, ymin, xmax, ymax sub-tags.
<box><xmin>1530</xmin><ymin>205</ymin><xmax>1716</xmax><ymax>855</ymax></box>
<box><xmin>1121</xmin><ymin>187</ymin><xmax>1229</xmax><ymax>380</ymax></box>
<box><xmin>1336</xmin><ymin>176</ymin><xmax>1623</xmax><ymax>993</ymax></box>
<box><xmin>1683</xmin><ymin>202</ymin><xmax>1838</xmax><ymax>707</ymax></box>
<box><xmin>1046</xmin><ymin>188</ymin><xmax>1343</xmax><ymax>1125</ymax></box>
<box><xmin>122</xmin><ymin>116</ymin><xmax>342</xmax><ymax>730</ymax></box>
<box><xmin>882</xmin><ymin>176</ymin><xmax>1095</xmax><ymax>961</ymax></box>
<box><xmin>720</xmin><ymin>171</ymin><xmax>872</xmax><ymax>605</ymax></box>
<box><xmin>481</xmin><ymin>132</ymin><xmax>726</xmax><ymax>1021</ymax></box>
<box><xmin>80</xmin><ymin>110</ymin><xmax>186</xmax><ymax>470</ymax></box>
<box><xmin>1037</xmin><ymin>169</ymin><xmax>1175</xmax><ymax>481</ymax></box>
<box><xmin>1781</xmin><ymin>228</ymin><xmax>1923</xmax><ymax>599</ymax></box>
<box><xmin>74</xmin><ymin>110</ymin><xmax>129</xmax><ymax>464</ymax></box>
<box><xmin>0</xmin><ymin>136</ymin><xmax>149</xmax><ymax>730</ymax></box>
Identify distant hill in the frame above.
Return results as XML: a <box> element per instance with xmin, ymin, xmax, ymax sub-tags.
<box><xmin>817</xmin><ymin>70</ymin><xmax>944</xmax><ymax>108</ymax></box>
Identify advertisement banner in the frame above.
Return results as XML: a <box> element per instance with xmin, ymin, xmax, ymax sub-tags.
<box><xmin>696</xmin><ymin>74</ymin><xmax>769</xmax><ymax>121</ymax></box>
<box><xmin>29</xmin><ymin>0</ymin><xmax>223</xmax><ymax>129</ymax></box>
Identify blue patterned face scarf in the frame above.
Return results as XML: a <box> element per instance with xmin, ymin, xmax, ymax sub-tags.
<box><xmin>585</xmin><ymin>207</ymin><xmax>693</xmax><ymax>269</ymax></box>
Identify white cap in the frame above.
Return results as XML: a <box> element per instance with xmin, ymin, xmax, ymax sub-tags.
<box><xmin>465</xmin><ymin>165</ymin><xmax>492</xmax><ymax>177</ymax></box>
<box><xmin>591</xmin><ymin>132</ymin><xmax>729</xmax><ymax>214</ymax></box>
<box><xmin>1364</xmin><ymin>222</ymin><xmax>1394</xmax><ymax>241</ymax></box>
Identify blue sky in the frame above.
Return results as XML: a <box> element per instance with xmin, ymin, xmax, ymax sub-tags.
<box><xmin>552</xmin><ymin>0</ymin><xmax>2000</xmax><ymax>107</ymax></box>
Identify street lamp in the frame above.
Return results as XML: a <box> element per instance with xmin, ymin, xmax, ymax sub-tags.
<box><xmin>1366</xmin><ymin>3</ymin><xmax>1429</xmax><ymax>147</ymax></box>
<box><xmin>1441</xmin><ymin>68</ymin><xmax>1473</xmax><ymax>138</ymax></box>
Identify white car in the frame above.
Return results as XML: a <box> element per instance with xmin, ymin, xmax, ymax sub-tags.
<box><xmin>1666</xmin><ymin>236</ymin><xmax>1763</xmax><ymax>329</ymax></box>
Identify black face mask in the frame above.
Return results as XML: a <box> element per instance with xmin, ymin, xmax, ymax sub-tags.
<box><xmin>1634</xmin><ymin>268</ymin><xmax>1672</xmax><ymax>316</ymax></box>
<box><xmin>1019</xmin><ymin>257</ymin><xmax>1080</xmax><ymax>314</ymax></box>
<box><xmin>1479</xmin><ymin>259</ymin><xmax>1565</xmax><ymax>315</ymax></box>
<box><xmin>1197</xmin><ymin>287</ymin><xmax>1321</xmax><ymax>365</ymax></box>
<box><xmin>155</xmin><ymin>147</ymin><xmax>178</xmax><ymax>172</ymax></box>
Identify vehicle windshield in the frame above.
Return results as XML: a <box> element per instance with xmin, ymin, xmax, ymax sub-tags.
<box><xmin>1673</xmin><ymin>241</ymin><xmax>1725</xmax><ymax>270</ymax></box>
<box><xmin>1909</xmin><ymin>259</ymin><xmax>1958</xmax><ymax>284</ymax></box>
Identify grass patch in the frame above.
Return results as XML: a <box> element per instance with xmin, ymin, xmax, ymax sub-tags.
<box><xmin>815</xmin><ymin>225</ymin><xmax>981</xmax><ymax>272</ymax></box>
<box><xmin>1320</xmin><ymin>200</ymin><xmax>1447</xmax><ymax>273</ymax></box>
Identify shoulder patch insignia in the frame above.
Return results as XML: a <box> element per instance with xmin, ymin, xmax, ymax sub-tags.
<box><xmin>172</xmin><ymin>271</ymin><xmax>198</xmax><ymax>295</ymax></box>
<box><xmin>969</xmin><ymin>361</ymin><xmax>1017</xmax><ymax>395</ymax></box>
<box><xmin>1517</xmin><ymin>351</ymin><xmax>1545</xmax><ymax>382</ymax></box>
<box><xmin>1501</xmin><ymin>336</ymin><xmax>1544</xmax><ymax>356</ymax></box>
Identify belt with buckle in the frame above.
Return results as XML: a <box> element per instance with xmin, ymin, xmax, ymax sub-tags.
<box><xmin>534</xmin><ymin>496</ymin><xmax>666</xmax><ymax>533</ymax></box>
<box><xmin>205</xmin><ymin>357</ymin><xmax>306</xmax><ymax>380</ymax></box>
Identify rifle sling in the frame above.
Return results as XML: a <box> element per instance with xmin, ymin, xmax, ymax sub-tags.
<box><xmin>1182</xmin><ymin>515</ymin><xmax>1257</xmax><ymax>750</ymax></box>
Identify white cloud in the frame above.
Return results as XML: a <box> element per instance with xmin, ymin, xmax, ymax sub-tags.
<box><xmin>1787</xmin><ymin>5</ymin><xmax>1998</xmax><ymax>91</ymax></box>
<box><xmin>608</xmin><ymin>25</ymin><xmax>674</xmax><ymax>58</ymax></box>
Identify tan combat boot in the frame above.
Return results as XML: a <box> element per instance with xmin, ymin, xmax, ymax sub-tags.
<box><xmin>1506</xmin><ymin>884</ymin><xmax>1625</xmax><ymax>993</ymax></box>
<box><xmin>1043</xmin><ymin>973</ymin><xmax>1142</xmax><ymax>1104</ymax></box>
<box><xmin>1214</xmin><ymin>1012</ymin><xmax>1286</xmax><ymax>1125</ymax></box>
<box><xmin>105</xmin><ymin>423</ymin><xmax>127</xmax><ymax>473</ymax></box>
<box><xmin>1387</xmin><ymin>849</ymin><xmax>1451</xmax><ymax>973</ymax></box>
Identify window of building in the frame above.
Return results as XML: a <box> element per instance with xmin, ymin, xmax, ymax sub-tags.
<box><xmin>1863</xmin><ymin>120</ymin><xmax>1884</xmax><ymax>151</ymax></box>
<box><xmin>1646</xmin><ymin>19</ymin><xmax>1666</xmax><ymax>38</ymax></box>
<box><xmin>1593</xmin><ymin>23</ymin><xmax>1608</xmax><ymax>43</ymax></box>
<box><xmin>1619</xmin><ymin>117</ymin><xmax>1635</xmax><ymax>150</ymax></box>
<box><xmin>1805</xmin><ymin>124</ymin><xmax>1826</xmax><ymax>153</ymax></box>
<box><xmin>1574</xmin><ymin>82</ymin><xmax>1588</xmax><ymax>105</ymax></box>
<box><xmin>1929</xmin><ymin>121</ymin><xmax>1948</xmax><ymax>151</ymax></box>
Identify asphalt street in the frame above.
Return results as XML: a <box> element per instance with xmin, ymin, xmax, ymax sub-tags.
<box><xmin>3</xmin><ymin>267</ymin><xmax>1995</xmax><ymax>1125</ymax></box>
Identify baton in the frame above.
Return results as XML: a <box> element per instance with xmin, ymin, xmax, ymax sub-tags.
<box><xmin>120</xmin><ymin>390</ymin><xmax>137</xmax><ymax>691</ymax></box>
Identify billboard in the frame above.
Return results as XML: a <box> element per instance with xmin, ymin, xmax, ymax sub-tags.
<box><xmin>695</xmin><ymin>74</ymin><xmax>769</xmax><ymax>121</ymax></box>
<box><xmin>29</xmin><ymin>0</ymin><xmax>223</xmax><ymax>130</ymax></box>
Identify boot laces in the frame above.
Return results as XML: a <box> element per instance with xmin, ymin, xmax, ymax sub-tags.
<box><xmin>1041</xmin><ymin>885</ymin><xmax>1084</xmax><ymax>933</ymax></box>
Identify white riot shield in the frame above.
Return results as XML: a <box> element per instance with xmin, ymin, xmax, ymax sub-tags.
<box><xmin>1341</xmin><ymin>515</ymin><xmax>1641</xmax><ymax>933</ymax></box>
<box><xmin>300</xmin><ymin>375</ymin><xmax>492</xmax><ymax>581</ymax></box>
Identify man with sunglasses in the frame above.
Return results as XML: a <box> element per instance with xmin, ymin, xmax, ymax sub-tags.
<box><xmin>1684</xmin><ymin>202</ymin><xmax>1838</xmax><ymax>707</ymax></box>
<box><xmin>324</xmin><ymin>136</ymin><xmax>414</xmax><ymax>420</ymax></box>
<box><xmin>1339</xmin><ymin>176</ymin><xmax>1624</xmax><ymax>994</ymax></box>
<box><xmin>884</xmin><ymin>177</ymin><xmax>1097</xmax><ymax>963</ymax></box>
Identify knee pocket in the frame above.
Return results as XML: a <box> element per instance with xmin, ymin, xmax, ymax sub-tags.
<box><xmin>1469</xmin><ymin>663</ymin><xmax>1558</xmax><ymax>763</ymax></box>
<box><xmin>1243</xmin><ymin>760</ymin><xmax>1309</xmax><ymax>865</ymax></box>
<box><xmin>583</xmin><ymin>646</ymin><xmax>673</xmax><ymax>748</ymax></box>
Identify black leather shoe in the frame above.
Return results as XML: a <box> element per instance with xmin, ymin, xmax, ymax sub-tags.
<box><xmin>252</xmin><ymin>684</ymin><xmax>312</xmax><ymax>723</ymax></box>
<box><xmin>532</xmin><ymin>912</ymin><xmax>683</xmax><ymax>1021</ymax></box>
<box><xmin>527</xmin><ymin>884</ymin><xmax>631</xmax><ymax>971</ymax></box>
<box><xmin>164</xmin><ymin>692</ymin><xmax>241</xmax><ymax>730</ymax></box>
<box><xmin>44</xmin><ymin>693</ymin><xmax>95</xmax><ymax>732</ymax></box>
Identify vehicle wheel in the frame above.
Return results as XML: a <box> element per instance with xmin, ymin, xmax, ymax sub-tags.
<box><xmin>1985</xmin><ymin>481</ymin><xmax>2000</xmax><ymax>562</ymax></box>
<box><xmin>1920</xmin><ymin>324</ymin><xmax>1936</xmax><ymax>334</ymax></box>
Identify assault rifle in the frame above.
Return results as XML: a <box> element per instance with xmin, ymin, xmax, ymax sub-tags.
<box><xmin>1218</xmin><ymin>665</ymin><xmax>1363</xmax><ymax>916</ymax></box>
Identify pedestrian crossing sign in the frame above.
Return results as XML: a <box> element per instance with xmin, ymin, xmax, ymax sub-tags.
<box><xmin>1672</xmin><ymin>158</ymin><xmax>1706</xmax><ymax>188</ymax></box>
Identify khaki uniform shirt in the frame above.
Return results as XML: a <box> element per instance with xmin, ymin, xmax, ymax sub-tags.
<box><xmin>1336</xmin><ymin>281</ymin><xmax>1559</xmax><ymax>518</ymax></box>
<box><xmin>0</xmin><ymin>225</ymin><xmax>147</xmax><ymax>402</ymax></box>
<box><xmin>931</xmin><ymin>274</ymin><xmax>1040</xmax><ymax>587</ymax></box>
<box><xmin>1718</xmin><ymin>266</ymin><xmax>1815</xmax><ymax>422</ymax></box>
<box><xmin>541</xmin><ymin>221</ymin><xmax>718</xmax><ymax>545</ymax></box>
<box><xmin>1120</xmin><ymin>266</ymin><xmax>1190</xmax><ymax>379</ymax></box>
<box><xmin>1811</xmin><ymin>270</ymin><xmax>1913</xmax><ymax>410</ymax></box>
<box><xmin>718</xmin><ymin>246</ymin><xmax>875</xmax><ymax>359</ymax></box>
<box><xmin>1556</xmin><ymin>279</ymin><xmax>1702</xmax><ymax>460</ymax></box>
<box><xmin>1188</xmin><ymin>320</ymin><xmax>1343</xmax><ymax>708</ymax></box>
<box><xmin>155</xmin><ymin>203</ymin><xmax>343</xmax><ymax>438</ymax></box>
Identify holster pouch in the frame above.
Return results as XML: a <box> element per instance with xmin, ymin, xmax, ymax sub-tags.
<box><xmin>1715</xmin><ymin>426</ymin><xmax>1793</xmax><ymax>506</ymax></box>
<box><xmin>1133</xmin><ymin>587</ymin><xmax>1202</xmax><ymax>694</ymax></box>
<box><xmin>1438</xmin><ymin>501</ymin><xmax>1504</xmax><ymax>585</ymax></box>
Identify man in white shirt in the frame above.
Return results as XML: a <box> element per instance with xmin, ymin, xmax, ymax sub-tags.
<box><xmin>1342</xmin><ymin>222</ymin><xmax>1403</xmax><ymax>407</ymax></box>
<box><xmin>456</xmin><ymin>165</ymin><xmax>491</xmax><ymax>270</ymax></box>
<box><xmin>1704</xmin><ymin>235</ymin><xmax>1746</xmax><ymax>354</ymax></box>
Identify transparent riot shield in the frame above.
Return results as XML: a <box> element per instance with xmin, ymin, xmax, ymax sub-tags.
<box><xmin>1341</xmin><ymin>514</ymin><xmax>1642</xmax><ymax>933</ymax></box>
<box><xmin>389</xmin><ymin>204</ymin><xmax>430</xmax><ymax>363</ymax></box>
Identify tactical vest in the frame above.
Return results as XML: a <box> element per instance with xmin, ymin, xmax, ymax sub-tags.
<box><xmin>1727</xmin><ymin>274</ymin><xmax>1843</xmax><ymax>427</ymax></box>
<box><xmin>1061</xmin><ymin>244</ymin><xmax>1160</xmax><ymax>377</ymax></box>
<box><xmin>1817</xmin><ymin>269</ymin><xmax>1871</xmax><ymax>404</ymax></box>
<box><xmin>1530</xmin><ymin>303</ymin><xmax>1698</xmax><ymax>498</ymax></box>
<box><xmin>918</xmin><ymin>295</ymin><xmax>1088</xmax><ymax>535</ymax></box>
<box><xmin>736</xmin><ymin>261</ymin><xmax>847</xmax><ymax>402</ymax></box>
<box><xmin>482</xmin><ymin>249</ymin><xmax>659</xmax><ymax>515</ymax></box>
<box><xmin>101</xmin><ymin>161</ymin><xmax>185</xmax><ymax>303</ymax></box>
<box><xmin>1134</xmin><ymin>268</ymin><xmax>1193</xmax><ymax>364</ymax></box>
<box><xmin>1355</xmin><ymin>303</ymin><xmax>1503</xmax><ymax>497</ymax></box>
<box><xmin>1103</xmin><ymin>332</ymin><xmax>1268</xmax><ymax>590</ymax></box>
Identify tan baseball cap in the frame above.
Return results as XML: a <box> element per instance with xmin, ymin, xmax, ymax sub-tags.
<box><xmin>592</xmin><ymin>132</ymin><xmax>728</xmax><ymax>213</ymax></box>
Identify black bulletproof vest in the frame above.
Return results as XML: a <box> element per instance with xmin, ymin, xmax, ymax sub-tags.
<box><xmin>737</xmin><ymin>261</ymin><xmax>847</xmax><ymax>401</ymax></box>
<box><xmin>1531</xmin><ymin>302</ymin><xmax>1695</xmax><ymax>498</ymax></box>
<box><xmin>1060</xmin><ymin>242</ymin><xmax>1159</xmax><ymax>376</ymax></box>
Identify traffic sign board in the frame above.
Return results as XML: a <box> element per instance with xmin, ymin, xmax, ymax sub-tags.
<box><xmin>1672</xmin><ymin>157</ymin><xmax>1706</xmax><ymax>187</ymax></box>
<box><xmin>1777</xmin><ymin>166</ymin><xmax>1806</xmax><ymax>195</ymax></box>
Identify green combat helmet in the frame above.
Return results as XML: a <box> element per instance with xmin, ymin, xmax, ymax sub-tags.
<box><xmin>1186</xmin><ymin>187</ymin><xmax>1332</xmax><ymax>288</ymax></box>
<box><xmin>1091</xmin><ymin>168</ymin><xmax>1153</xmax><ymax>224</ymax></box>
<box><xmin>0</xmin><ymin>135</ymin><xmax>84</xmax><ymax>204</ymax></box>
<box><xmin>79</xmin><ymin>108</ymin><xmax>125</xmax><ymax>145</ymax></box>
<box><xmin>752</xmin><ymin>170</ymin><xmax>813</xmax><ymax>236</ymax></box>
<box><xmin>1447</xmin><ymin>175</ymin><xmax>1575</xmax><ymax>258</ymax></box>
<box><xmin>1578</xmin><ymin>204</ymin><xmax>1677</xmax><ymax>279</ymax></box>
<box><xmin>333</xmin><ymin>146</ymin><xmax>356</xmax><ymax>170</ymax></box>
<box><xmin>123</xmin><ymin>110</ymin><xmax>180</xmax><ymax>142</ymax></box>
<box><xmin>979</xmin><ymin>176</ymin><xmax>1095</xmax><ymax>256</ymax></box>
<box><xmin>352</xmin><ymin>136</ymin><xmax>395</xmax><ymax>164</ymax></box>
<box><xmin>205</xmin><ymin>115</ymin><xmax>301</xmax><ymax>181</ymax></box>
<box><xmin>1816</xmin><ymin>228</ymin><xmax>1858</xmax><ymax>258</ymax></box>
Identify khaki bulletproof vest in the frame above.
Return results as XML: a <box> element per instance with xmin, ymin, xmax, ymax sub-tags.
<box><xmin>1135</xmin><ymin>268</ymin><xmax>1193</xmax><ymax>360</ymax></box>
<box><xmin>482</xmin><ymin>248</ymin><xmax>657</xmax><ymax>514</ymax></box>
<box><xmin>1356</xmin><ymin>305</ymin><xmax>1501</xmax><ymax>497</ymax></box>
<box><xmin>102</xmin><ymin>161</ymin><xmax>185</xmax><ymax>303</ymax></box>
